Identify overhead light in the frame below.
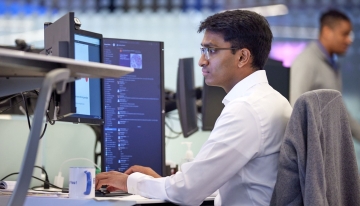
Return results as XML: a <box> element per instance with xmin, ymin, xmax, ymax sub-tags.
<box><xmin>234</xmin><ymin>4</ymin><xmax>288</xmax><ymax>17</ymax></box>
<box><xmin>0</xmin><ymin>115</ymin><xmax>12</xmax><ymax>120</ymax></box>
<box><xmin>270</xmin><ymin>26</ymin><xmax>318</xmax><ymax>39</ymax></box>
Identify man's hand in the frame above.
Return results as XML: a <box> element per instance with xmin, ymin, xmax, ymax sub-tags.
<box><xmin>95</xmin><ymin>171</ymin><xmax>129</xmax><ymax>192</ymax></box>
<box><xmin>124</xmin><ymin>165</ymin><xmax>162</xmax><ymax>178</ymax></box>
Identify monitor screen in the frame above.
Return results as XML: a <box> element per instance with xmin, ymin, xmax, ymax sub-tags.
<box><xmin>71</xmin><ymin>33</ymin><xmax>102</xmax><ymax>120</ymax></box>
<box><xmin>51</xmin><ymin>30</ymin><xmax>103</xmax><ymax>124</ymax></box>
<box><xmin>201</xmin><ymin>81</ymin><xmax>226</xmax><ymax>131</ymax></box>
<box><xmin>101</xmin><ymin>38</ymin><xmax>165</xmax><ymax>175</ymax></box>
<box><xmin>176</xmin><ymin>57</ymin><xmax>199</xmax><ymax>137</ymax></box>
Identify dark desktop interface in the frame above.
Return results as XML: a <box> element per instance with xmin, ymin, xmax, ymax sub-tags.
<box><xmin>73</xmin><ymin>34</ymin><xmax>102</xmax><ymax>119</ymax></box>
<box><xmin>102</xmin><ymin>39</ymin><xmax>164</xmax><ymax>175</ymax></box>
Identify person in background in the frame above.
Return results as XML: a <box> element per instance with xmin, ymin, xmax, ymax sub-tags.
<box><xmin>290</xmin><ymin>9</ymin><xmax>360</xmax><ymax>141</ymax></box>
<box><xmin>95</xmin><ymin>10</ymin><xmax>292</xmax><ymax>206</ymax></box>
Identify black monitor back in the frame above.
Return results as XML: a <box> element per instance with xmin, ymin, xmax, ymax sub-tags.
<box><xmin>264</xmin><ymin>58</ymin><xmax>290</xmax><ymax>100</ymax></box>
<box><xmin>201</xmin><ymin>82</ymin><xmax>226</xmax><ymax>131</ymax></box>
<box><xmin>176</xmin><ymin>57</ymin><xmax>199</xmax><ymax>137</ymax></box>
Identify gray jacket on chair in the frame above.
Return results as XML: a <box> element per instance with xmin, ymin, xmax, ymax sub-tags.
<box><xmin>270</xmin><ymin>89</ymin><xmax>360</xmax><ymax>206</ymax></box>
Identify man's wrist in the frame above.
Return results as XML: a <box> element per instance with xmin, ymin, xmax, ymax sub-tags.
<box><xmin>127</xmin><ymin>172</ymin><xmax>147</xmax><ymax>194</ymax></box>
<box><xmin>124</xmin><ymin>175</ymin><xmax>128</xmax><ymax>192</ymax></box>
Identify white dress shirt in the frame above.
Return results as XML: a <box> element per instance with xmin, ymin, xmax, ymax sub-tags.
<box><xmin>127</xmin><ymin>70</ymin><xmax>292</xmax><ymax>206</ymax></box>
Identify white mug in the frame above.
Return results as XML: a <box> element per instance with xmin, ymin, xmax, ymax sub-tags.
<box><xmin>69</xmin><ymin>167</ymin><xmax>95</xmax><ymax>199</ymax></box>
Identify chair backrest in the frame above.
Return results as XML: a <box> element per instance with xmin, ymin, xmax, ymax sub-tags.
<box><xmin>270</xmin><ymin>89</ymin><xmax>360</xmax><ymax>206</ymax></box>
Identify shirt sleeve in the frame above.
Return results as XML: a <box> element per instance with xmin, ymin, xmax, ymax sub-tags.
<box><xmin>127</xmin><ymin>101</ymin><xmax>262</xmax><ymax>205</ymax></box>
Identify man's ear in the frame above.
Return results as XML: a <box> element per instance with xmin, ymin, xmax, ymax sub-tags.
<box><xmin>237</xmin><ymin>49</ymin><xmax>251</xmax><ymax>68</ymax></box>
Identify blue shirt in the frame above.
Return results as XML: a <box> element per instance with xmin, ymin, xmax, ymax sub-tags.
<box><xmin>316</xmin><ymin>40</ymin><xmax>338</xmax><ymax>71</ymax></box>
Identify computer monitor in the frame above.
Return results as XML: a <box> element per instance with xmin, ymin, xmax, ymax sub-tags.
<box><xmin>45</xmin><ymin>12</ymin><xmax>104</xmax><ymax>124</ymax></box>
<box><xmin>201</xmin><ymin>81</ymin><xmax>226</xmax><ymax>131</ymax></box>
<box><xmin>101</xmin><ymin>38</ymin><xmax>165</xmax><ymax>176</ymax></box>
<box><xmin>176</xmin><ymin>57</ymin><xmax>199</xmax><ymax>137</ymax></box>
<box><xmin>264</xmin><ymin>58</ymin><xmax>290</xmax><ymax>100</ymax></box>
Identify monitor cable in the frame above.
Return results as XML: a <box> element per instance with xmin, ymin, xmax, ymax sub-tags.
<box><xmin>20</xmin><ymin>92</ymin><xmax>47</xmax><ymax>139</ymax></box>
<box><xmin>165</xmin><ymin>119</ymin><xmax>182</xmax><ymax>139</ymax></box>
<box><xmin>0</xmin><ymin>90</ymin><xmax>54</xmax><ymax>138</ymax></box>
<box><xmin>1</xmin><ymin>166</ymin><xmax>61</xmax><ymax>191</ymax></box>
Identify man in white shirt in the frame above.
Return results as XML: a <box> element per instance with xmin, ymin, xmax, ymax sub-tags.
<box><xmin>96</xmin><ymin>10</ymin><xmax>292</xmax><ymax>206</ymax></box>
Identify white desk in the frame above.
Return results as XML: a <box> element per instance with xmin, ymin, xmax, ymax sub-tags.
<box><xmin>0</xmin><ymin>196</ymin><xmax>135</xmax><ymax>206</ymax></box>
<box><xmin>0</xmin><ymin>48</ymin><xmax>134</xmax><ymax>206</ymax></box>
<box><xmin>0</xmin><ymin>195</ymin><xmax>215</xmax><ymax>206</ymax></box>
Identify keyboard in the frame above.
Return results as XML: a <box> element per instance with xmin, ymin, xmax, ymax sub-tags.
<box><xmin>95</xmin><ymin>189</ymin><xmax>131</xmax><ymax>197</ymax></box>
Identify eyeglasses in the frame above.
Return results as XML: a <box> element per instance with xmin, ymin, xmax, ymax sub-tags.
<box><xmin>200</xmin><ymin>47</ymin><xmax>238</xmax><ymax>60</ymax></box>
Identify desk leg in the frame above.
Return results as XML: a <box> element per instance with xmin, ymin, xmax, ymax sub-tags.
<box><xmin>7</xmin><ymin>69</ymin><xmax>70</xmax><ymax>206</ymax></box>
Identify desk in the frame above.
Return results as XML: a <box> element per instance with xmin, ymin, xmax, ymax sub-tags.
<box><xmin>0</xmin><ymin>195</ymin><xmax>215</xmax><ymax>206</ymax></box>
<box><xmin>0</xmin><ymin>48</ymin><xmax>134</xmax><ymax>206</ymax></box>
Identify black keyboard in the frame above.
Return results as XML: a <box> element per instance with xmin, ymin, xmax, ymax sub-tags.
<box><xmin>95</xmin><ymin>190</ymin><xmax>131</xmax><ymax>197</ymax></box>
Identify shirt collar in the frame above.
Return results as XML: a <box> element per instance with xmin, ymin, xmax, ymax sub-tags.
<box><xmin>222</xmin><ymin>70</ymin><xmax>268</xmax><ymax>106</ymax></box>
<box><xmin>316</xmin><ymin>40</ymin><xmax>338</xmax><ymax>69</ymax></box>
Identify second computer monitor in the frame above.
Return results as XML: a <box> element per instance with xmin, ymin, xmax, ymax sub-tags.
<box><xmin>45</xmin><ymin>12</ymin><xmax>103</xmax><ymax>124</ymax></box>
<box><xmin>176</xmin><ymin>57</ymin><xmax>199</xmax><ymax>137</ymax></box>
<box><xmin>201</xmin><ymin>81</ymin><xmax>226</xmax><ymax>131</ymax></box>
<box><xmin>102</xmin><ymin>38</ymin><xmax>165</xmax><ymax>176</ymax></box>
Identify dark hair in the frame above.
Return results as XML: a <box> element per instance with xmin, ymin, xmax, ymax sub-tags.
<box><xmin>198</xmin><ymin>10</ymin><xmax>273</xmax><ymax>70</ymax></box>
<box><xmin>320</xmin><ymin>9</ymin><xmax>350</xmax><ymax>30</ymax></box>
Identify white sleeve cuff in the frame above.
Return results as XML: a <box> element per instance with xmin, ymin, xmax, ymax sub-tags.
<box><xmin>127</xmin><ymin>172</ymin><xmax>151</xmax><ymax>195</ymax></box>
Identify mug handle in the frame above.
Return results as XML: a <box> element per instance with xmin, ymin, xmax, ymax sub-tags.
<box><xmin>83</xmin><ymin>171</ymin><xmax>92</xmax><ymax>195</ymax></box>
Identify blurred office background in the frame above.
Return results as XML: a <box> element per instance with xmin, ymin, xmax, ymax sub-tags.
<box><xmin>1</xmin><ymin>0</ymin><xmax>360</xmax><ymax>185</ymax></box>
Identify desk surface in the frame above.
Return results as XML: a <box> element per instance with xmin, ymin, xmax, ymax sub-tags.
<box><xmin>0</xmin><ymin>195</ymin><xmax>215</xmax><ymax>206</ymax></box>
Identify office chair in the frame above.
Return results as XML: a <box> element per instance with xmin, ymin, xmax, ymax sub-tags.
<box><xmin>270</xmin><ymin>89</ymin><xmax>360</xmax><ymax>205</ymax></box>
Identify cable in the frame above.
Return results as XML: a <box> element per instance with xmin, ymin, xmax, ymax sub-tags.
<box><xmin>0</xmin><ymin>173</ymin><xmax>63</xmax><ymax>190</ymax></box>
<box><xmin>1</xmin><ymin>166</ymin><xmax>51</xmax><ymax>189</ymax></box>
<box><xmin>165</xmin><ymin>118</ymin><xmax>183</xmax><ymax>139</ymax></box>
<box><xmin>164</xmin><ymin>111</ymin><xmax>183</xmax><ymax>139</ymax></box>
<box><xmin>31</xmin><ymin>90</ymin><xmax>54</xmax><ymax>125</ymax></box>
<box><xmin>0</xmin><ymin>91</ymin><xmax>38</xmax><ymax>114</ymax></box>
<box><xmin>20</xmin><ymin>91</ymin><xmax>48</xmax><ymax>139</ymax></box>
<box><xmin>34</xmin><ymin>166</ymin><xmax>50</xmax><ymax>189</ymax></box>
<box><xmin>165</xmin><ymin>133</ymin><xmax>182</xmax><ymax>139</ymax></box>
<box><xmin>0</xmin><ymin>93</ymin><xmax>21</xmax><ymax>105</ymax></box>
<box><xmin>0</xmin><ymin>99</ymin><xmax>23</xmax><ymax>114</ymax></box>
<box><xmin>165</xmin><ymin>121</ymin><xmax>182</xmax><ymax>135</ymax></box>
<box><xmin>54</xmin><ymin>158</ymin><xmax>101</xmax><ymax>188</ymax></box>
<box><xmin>21</xmin><ymin>92</ymin><xmax>31</xmax><ymax>129</ymax></box>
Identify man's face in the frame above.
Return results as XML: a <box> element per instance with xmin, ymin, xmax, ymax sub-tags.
<box><xmin>198</xmin><ymin>31</ymin><xmax>239</xmax><ymax>91</ymax></box>
<box><xmin>328</xmin><ymin>20</ymin><xmax>352</xmax><ymax>55</ymax></box>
